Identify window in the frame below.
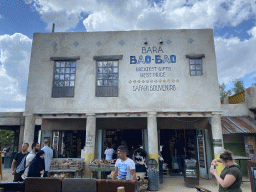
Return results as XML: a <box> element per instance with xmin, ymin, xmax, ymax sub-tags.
<box><xmin>52</xmin><ymin>61</ymin><xmax>76</xmax><ymax>98</ymax></box>
<box><xmin>186</xmin><ymin>54</ymin><xmax>204</xmax><ymax>76</ymax></box>
<box><xmin>96</xmin><ymin>60</ymin><xmax>119</xmax><ymax>97</ymax></box>
<box><xmin>189</xmin><ymin>59</ymin><xmax>202</xmax><ymax>76</ymax></box>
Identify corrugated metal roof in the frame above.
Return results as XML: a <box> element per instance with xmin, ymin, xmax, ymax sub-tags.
<box><xmin>222</xmin><ymin>116</ymin><xmax>256</xmax><ymax>134</ymax></box>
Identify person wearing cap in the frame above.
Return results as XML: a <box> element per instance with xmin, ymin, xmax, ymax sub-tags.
<box><xmin>112</xmin><ymin>146</ymin><xmax>136</xmax><ymax>180</ymax></box>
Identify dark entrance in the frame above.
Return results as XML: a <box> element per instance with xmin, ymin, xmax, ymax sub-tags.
<box><xmin>104</xmin><ymin>129</ymin><xmax>143</xmax><ymax>158</ymax></box>
<box><xmin>160</xmin><ymin>129</ymin><xmax>198</xmax><ymax>175</ymax></box>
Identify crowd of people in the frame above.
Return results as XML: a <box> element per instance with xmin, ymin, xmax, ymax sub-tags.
<box><xmin>11</xmin><ymin>139</ymin><xmax>53</xmax><ymax>182</ymax></box>
<box><xmin>10</xmin><ymin>137</ymin><xmax>243</xmax><ymax>191</ymax></box>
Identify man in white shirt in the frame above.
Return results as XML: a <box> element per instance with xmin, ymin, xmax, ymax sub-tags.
<box><xmin>21</xmin><ymin>142</ymin><xmax>40</xmax><ymax>180</ymax></box>
<box><xmin>113</xmin><ymin>146</ymin><xmax>136</xmax><ymax>180</ymax></box>
<box><xmin>104</xmin><ymin>144</ymin><xmax>114</xmax><ymax>160</ymax></box>
<box><xmin>41</xmin><ymin>139</ymin><xmax>53</xmax><ymax>177</ymax></box>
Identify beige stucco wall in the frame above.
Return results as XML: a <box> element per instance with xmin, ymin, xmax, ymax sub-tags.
<box><xmin>25</xmin><ymin>29</ymin><xmax>220</xmax><ymax>114</ymax></box>
<box><xmin>0</xmin><ymin>112</ymin><xmax>24</xmax><ymax>126</ymax></box>
<box><xmin>221</xmin><ymin>103</ymin><xmax>250</xmax><ymax>116</ymax></box>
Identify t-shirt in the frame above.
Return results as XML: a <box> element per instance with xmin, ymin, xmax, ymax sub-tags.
<box><xmin>174</xmin><ymin>140</ymin><xmax>185</xmax><ymax>156</ymax></box>
<box><xmin>219</xmin><ymin>164</ymin><xmax>242</xmax><ymax>192</ymax></box>
<box><xmin>14</xmin><ymin>152</ymin><xmax>29</xmax><ymax>169</ymax></box>
<box><xmin>21</xmin><ymin>152</ymin><xmax>36</xmax><ymax>180</ymax></box>
<box><xmin>115</xmin><ymin>158</ymin><xmax>135</xmax><ymax>180</ymax></box>
<box><xmin>105</xmin><ymin>148</ymin><xmax>114</xmax><ymax>160</ymax></box>
<box><xmin>41</xmin><ymin>146</ymin><xmax>53</xmax><ymax>171</ymax></box>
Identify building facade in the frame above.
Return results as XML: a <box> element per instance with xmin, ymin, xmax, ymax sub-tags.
<box><xmin>23</xmin><ymin>29</ymin><xmax>224</xmax><ymax>178</ymax></box>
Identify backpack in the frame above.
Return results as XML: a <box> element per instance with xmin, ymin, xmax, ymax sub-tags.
<box><xmin>16</xmin><ymin>155</ymin><xmax>28</xmax><ymax>173</ymax></box>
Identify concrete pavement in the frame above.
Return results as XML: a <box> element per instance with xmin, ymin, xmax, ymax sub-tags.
<box><xmin>1</xmin><ymin>166</ymin><xmax>252</xmax><ymax>191</ymax></box>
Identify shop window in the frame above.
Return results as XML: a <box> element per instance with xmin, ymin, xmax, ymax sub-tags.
<box><xmin>52</xmin><ymin>61</ymin><xmax>76</xmax><ymax>98</ymax></box>
<box><xmin>96</xmin><ymin>60</ymin><xmax>119</xmax><ymax>97</ymax></box>
<box><xmin>52</xmin><ymin>130</ymin><xmax>86</xmax><ymax>158</ymax></box>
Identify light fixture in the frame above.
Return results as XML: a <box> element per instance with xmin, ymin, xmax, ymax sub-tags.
<box><xmin>159</xmin><ymin>38</ymin><xmax>163</xmax><ymax>44</ymax></box>
<box><xmin>144</xmin><ymin>38</ymin><xmax>147</xmax><ymax>44</ymax></box>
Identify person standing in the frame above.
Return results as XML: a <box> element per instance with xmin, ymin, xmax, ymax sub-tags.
<box><xmin>11</xmin><ymin>143</ymin><xmax>29</xmax><ymax>182</ymax></box>
<box><xmin>21</xmin><ymin>142</ymin><xmax>40</xmax><ymax>180</ymax></box>
<box><xmin>27</xmin><ymin>150</ymin><xmax>45</xmax><ymax>177</ymax></box>
<box><xmin>112</xmin><ymin>146</ymin><xmax>136</xmax><ymax>180</ymax></box>
<box><xmin>174</xmin><ymin>137</ymin><xmax>186</xmax><ymax>175</ymax></box>
<box><xmin>210</xmin><ymin>150</ymin><xmax>242</xmax><ymax>192</ymax></box>
<box><xmin>104</xmin><ymin>144</ymin><xmax>114</xmax><ymax>160</ymax></box>
<box><xmin>41</xmin><ymin>139</ymin><xmax>53</xmax><ymax>177</ymax></box>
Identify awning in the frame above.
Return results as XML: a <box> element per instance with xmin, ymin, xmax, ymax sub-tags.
<box><xmin>221</xmin><ymin>116</ymin><xmax>256</xmax><ymax>134</ymax></box>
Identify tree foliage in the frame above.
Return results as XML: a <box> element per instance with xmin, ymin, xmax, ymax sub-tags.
<box><xmin>0</xmin><ymin>129</ymin><xmax>13</xmax><ymax>150</ymax></box>
<box><xmin>219</xmin><ymin>83</ymin><xmax>231</xmax><ymax>101</ymax></box>
<box><xmin>232</xmin><ymin>79</ymin><xmax>244</xmax><ymax>94</ymax></box>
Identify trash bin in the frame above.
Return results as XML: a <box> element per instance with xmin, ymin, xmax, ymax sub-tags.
<box><xmin>184</xmin><ymin>159</ymin><xmax>199</xmax><ymax>188</ymax></box>
<box><xmin>146</xmin><ymin>159</ymin><xmax>159</xmax><ymax>191</ymax></box>
<box><xmin>4</xmin><ymin>153</ymin><xmax>12</xmax><ymax>168</ymax></box>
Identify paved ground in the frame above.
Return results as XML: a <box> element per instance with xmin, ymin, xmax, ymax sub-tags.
<box><xmin>1</xmin><ymin>166</ymin><xmax>252</xmax><ymax>191</ymax></box>
<box><xmin>159</xmin><ymin>175</ymin><xmax>251</xmax><ymax>192</ymax></box>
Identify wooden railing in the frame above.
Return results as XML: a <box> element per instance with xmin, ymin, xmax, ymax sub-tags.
<box><xmin>228</xmin><ymin>91</ymin><xmax>245</xmax><ymax>104</ymax></box>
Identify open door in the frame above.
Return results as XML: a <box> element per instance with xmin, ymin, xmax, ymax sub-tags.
<box><xmin>197</xmin><ymin>129</ymin><xmax>208</xmax><ymax>179</ymax></box>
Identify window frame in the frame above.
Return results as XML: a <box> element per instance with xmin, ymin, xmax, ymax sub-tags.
<box><xmin>93</xmin><ymin>55</ymin><xmax>123</xmax><ymax>97</ymax></box>
<box><xmin>185</xmin><ymin>54</ymin><xmax>205</xmax><ymax>76</ymax></box>
<box><xmin>51</xmin><ymin>57</ymin><xmax>80</xmax><ymax>98</ymax></box>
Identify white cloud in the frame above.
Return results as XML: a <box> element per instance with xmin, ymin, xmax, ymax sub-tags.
<box><xmin>0</xmin><ymin>33</ymin><xmax>32</xmax><ymax>112</ymax></box>
<box><xmin>216</xmin><ymin>28</ymin><xmax>256</xmax><ymax>84</ymax></box>
<box><xmin>26</xmin><ymin>0</ymin><xmax>256</xmax><ymax>32</ymax></box>
<box><xmin>249</xmin><ymin>73</ymin><xmax>256</xmax><ymax>79</ymax></box>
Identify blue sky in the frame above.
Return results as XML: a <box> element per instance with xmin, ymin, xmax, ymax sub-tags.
<box><xmin>0</xmin><ymin>0</ymin><xmax>256</xmax><ymax>111</ymax></box>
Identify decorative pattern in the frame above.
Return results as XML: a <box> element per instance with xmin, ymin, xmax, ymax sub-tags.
<box><xmin>166</xmin><ymin>39</ymin><xmax>171</xmax><ymax>44</ymax></box>
<box><xmin>119</xmin><ymin>40</ymin><xmax>125</xmax><ymax>45</ymax></box>
<box><xmin>52</xmin><ymin>41</ymin><xmax>57</xmax><ymax>47</ymax></box>
<box><xmin>96</xmin><ymin>41</ymin><xmax>101</xmax><ymax>46</ymax></box>
<box><xmin>187</xmin><ymin>38</ymin><xmax>194</xmax><ymax>44</ymax></box>
<box><xmin>73</xmin><ymin>41</ymin><xmax>79</xmax><ymax>46</ymax></box>
<box><xmin>129</xmin><ymin>79</ymin><xmax>179</xmax><ymax>83</ymax></box>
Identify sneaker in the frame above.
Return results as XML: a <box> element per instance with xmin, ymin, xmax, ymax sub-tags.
<box><xmin>179</xmin><ymin>172</ymin><xmax>182</xmax><ymax>175</ymax></box>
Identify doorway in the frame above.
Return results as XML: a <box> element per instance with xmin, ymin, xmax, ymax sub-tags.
<box><xmin>159</xmin><ymin>129</ymin><xmax>198</xmax><ymax>175</ymax></box>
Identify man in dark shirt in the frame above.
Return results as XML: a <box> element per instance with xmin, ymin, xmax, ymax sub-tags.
<box><xmin>11</xmin><ymin>143</ymin><xmax>29</xmax><ymax>182</ymax></box>
<box><xmin>174</xmin><ymin>138</ymin><xmax>186</xmax><ymax>175</ymax></box>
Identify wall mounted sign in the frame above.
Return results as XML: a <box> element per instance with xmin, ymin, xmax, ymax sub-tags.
<box><xmin>130</xmin><ymin>46</ymin><xmax>177</xmax><ymax>92</ymax></box>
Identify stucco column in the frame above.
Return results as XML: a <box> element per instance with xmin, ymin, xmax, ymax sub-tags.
<box><xmin>147</xmin><ymin>112</ymin><xmax>159</xmax><ymax>162</ymax></box>
<box><xmin>18</xmin><ymin>125</ymin><xmax>25</xmax><ymax>152</ymax></box>
<box><xmin>23</xmin><ymin>114</ymin><xmax>35</xmax><ymax>148</ymax></box>
<box><xmin>84</xmin><ymin>114</ymin><xmax>96</xmax><ymax>178</ymax></box>
<box><xmin>211</xmin><ymin>113</ymin><xmax>225</xmax><ymax>176</ymax></box>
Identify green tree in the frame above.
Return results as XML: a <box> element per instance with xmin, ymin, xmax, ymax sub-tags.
<box><xmin>0</xmin><ymin>129</ymin><xmax>13</xmax><ymax>150</ymax></box>
<box><xmin>232</xmin><ymin>79</ymin><xmax>244</xmax><ymax>94</ymax></box>
<box><xmin>219</xmin><ymin>83</ymin><xmax>231</xmax><ymax>101</ymax></box>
